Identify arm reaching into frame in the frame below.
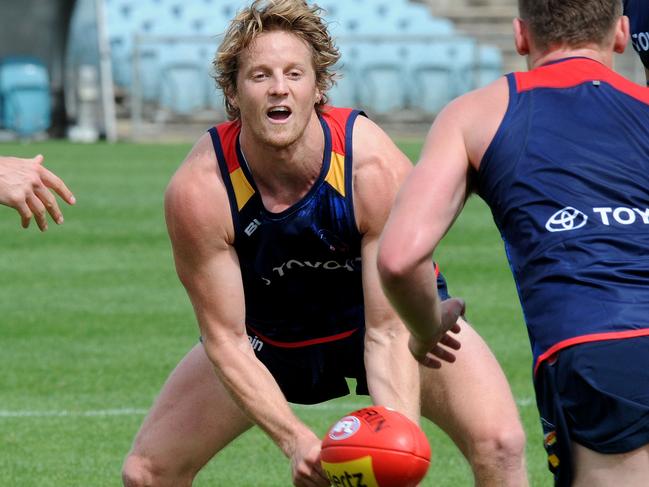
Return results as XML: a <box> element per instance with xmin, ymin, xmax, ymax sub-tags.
<box><xmin>377</xmin><ymin>78</ymin><xmax>508</xmax><ymax>367</ymax></box>
<box><xmin>352</xmin><ymin>116</ymin><xmax>462</xmax><ymax>422</ymax></box>
<box><xmin>0</xmin><ymin>154</ymin><xmax>76</xmax><ymax>230</ymax></box>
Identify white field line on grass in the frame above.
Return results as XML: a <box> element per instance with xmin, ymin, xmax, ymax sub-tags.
<box><xmin>0</xmin><ymin>397</ymin><xmax>534</xmax><ymax>418</ymax></box>
<box><xmin>0</xmin><ymin>408</ymin><xmax>149</xmax><ymax>418</ymax></box>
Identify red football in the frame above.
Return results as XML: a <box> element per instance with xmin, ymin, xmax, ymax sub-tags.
<box><xmin>320</xmin><ymin>406</ymin><xmax>431</xmax><ymax>487</ymax></box>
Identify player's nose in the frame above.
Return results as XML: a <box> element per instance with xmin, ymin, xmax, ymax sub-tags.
<box><xmin>268</xmin><ymin>74</ymin><xmax>289</xmax><ymax>96</ymax></box>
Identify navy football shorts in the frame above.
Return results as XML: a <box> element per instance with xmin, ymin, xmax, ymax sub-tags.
<box><xmin>534</xmin><ymin>335</ymin><xmax>649</xmax><ymax>486</ymax></box>
<box><xmin>251</xmin><ymin>327</ymin><xmax>369</xmax><ymax>405</ymax></box>
<box><xmin>244</xmin><ymin>271</ymin><xmax>451</xmax><ymax>405</ymax></box>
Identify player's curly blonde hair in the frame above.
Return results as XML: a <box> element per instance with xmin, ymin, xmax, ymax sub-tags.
<box><xmin>213</xmin><ymin>0</ymin><xmax>340</xmax><ymax>120</ymax></box>
<box><xmin>518</xmin><ymin>0</ymin><xmax>623</xmax><ymax>50</ymax></box>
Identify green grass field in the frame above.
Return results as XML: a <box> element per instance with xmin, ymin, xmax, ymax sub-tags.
<box><xmin>0</xmin><ymin>140</ymin><xmax>550</xmax><ymax>486</ymax></box>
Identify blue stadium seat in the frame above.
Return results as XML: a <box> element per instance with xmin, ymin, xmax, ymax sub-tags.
<box><xmin>381</xmin><ymin>3</ymin><xmax>465</xmax><ymax>112</ymax></box>
<box><xmin>194</xmin><ymin>39</ymin><xmax>225</xmax><ymax>115</ymax></box>
<box><xmin>158</xmin><ymin>61</ymin><xmax>205</xmax><ymax>115</ymax></box>
<box><xmin>322</xmin><ymin>4</ymin><xmax>365</xmax><ymax>108</ymax></box>
<box><xmin>105</xmin><ymin>1</ymin><xmax>148</xmax><ymax>88</ymax></box>
<box><xmin>394</xmin><ymin>4</ymin><xmax>455</xmax><ymax>35</ymax></box>
<box><xmin>330</xmin><ymin>4</ymin><xmax>407</xmax><ymax>114</ymax></box>
<box><xmin>475</xmin><ymin>45</ymin><xmax>504</xmax><ymax>87</ymax></box>
<box><xmin>149</xmin><ymin>4</ymin><xmax>202</xmax><ymax>113</ymax></box>
<box><xmin>407</xmin><ymin>36</ymin><xmax>478</xmax><ymax>114</ymax></box>
<box><xmin>104</xmin><ymin>0</ymin><xmax>231</xmax><ymax>111</ymax></box>
<box><xmin>0</xmin><ymin>57</ymin><xmax>51</xmax><ymax>136</ymax></box>
<box><xmin>326</xmin><ymin>61</ymin><xmax>358</xmax><ymax>108</ymax></box>
<box><xmin>322</xmin><ymin>0</ymin><xmax>468</xmax><ymax>115</ymax></box>
<box><xmin>355</xmin><ymin>41</ymin><xmax>407</xmax><ymax>114</ymax></box>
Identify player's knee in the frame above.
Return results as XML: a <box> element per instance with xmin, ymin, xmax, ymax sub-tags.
<box><xmin>122</xmin><ymin>454</ymin><xmax>187</xmax><ymax>487</ymax></box>
<box><xmin>122</xmin><ymin>453</ymin><xmax>195</xmax><ymax>487</ymax></box>
<box><xmin>122</xmin><ymin>453</ymin><xmax>160</xmax><ymax>487</ymax></box>
<box><xmin>469</xmin><ymin>424</ymin><xmax>527</xmax><ymax>473</ymax></box>
<box><xmin>122</xmin><ymin>454</ymin><xmax>154</xmax><ymax>487</ymax></box>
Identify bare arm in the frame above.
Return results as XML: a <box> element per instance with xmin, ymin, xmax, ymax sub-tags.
<box><xmin>0</xmin><ymin>154</ymin><xmax>75</xmax><ymax>230</ymax></box>
<box><xmin>354</xmin><ymin>116</ymin><xmax>455</xmax><ymax>422</ymax></box>
<box><xmin>165</xmin><ymin>134</ymin><xmax>326</xmax><ymax>486</ymax></box>
<box><xmin>377</xmin><ymin>79</ymin><xmax>508</xmax><ymax>365</ymax></box>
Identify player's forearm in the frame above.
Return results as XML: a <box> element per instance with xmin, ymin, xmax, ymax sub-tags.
<box><xmin>202</xmin><ymin>336</ymin><xmax>314</xmax><ymax>457</ymax></box>
<box><xmin>379</xmin><ymin>259</ymin><xmax>445</xmax><ymax>343</ymax></box>
<box><xmin>364</xmin><ymin>327</ymin><xmax>421</xmax><ymax>424</ymax></box>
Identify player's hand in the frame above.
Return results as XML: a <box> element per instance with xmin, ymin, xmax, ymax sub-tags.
<box><xmin>0</xmin><ymin>154</ymin><xmax>76</xmax><ymax>231</ymax></box>
<box><xmin>290</xmin><ymin>431</ymin><xmax>330</xmax><ymax>487</ymax></box>
<box><xmin>408</xmin><ymin>297</ymin><xmax>465</xmax><ymax>368</ymax></box>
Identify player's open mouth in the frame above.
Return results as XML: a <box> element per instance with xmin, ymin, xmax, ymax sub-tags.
<box><xmin>267</xmin><ymin>106</ymin><xmax>292</xmax><ymax>122</ymax></box>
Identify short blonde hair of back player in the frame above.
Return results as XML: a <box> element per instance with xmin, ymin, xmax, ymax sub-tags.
<box><xmin>518</xmin><ymin>0</ymin><xmax>623</xmax><ymax>51</ymax></box>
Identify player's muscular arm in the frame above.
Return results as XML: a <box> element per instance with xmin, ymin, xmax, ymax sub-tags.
<box><xmin>352</xmin><ymin>117</ymin><xmax>422</xmax><ymax>423</ymax></box>
<box><xmin>378</xmin><ymin>80</ymin><xmax>507</xmax><ymax>358</ymax></box>
<box><xmin>165</xmin><ymin>135</ymin><xmax>325</xmax><ymax>486</ymax></box>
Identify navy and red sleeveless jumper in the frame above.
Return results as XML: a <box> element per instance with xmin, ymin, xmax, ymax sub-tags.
<box><xmin>478</xmin><ymin>58</ymin><xmax>649</xmax><ymax>374</ymax></box>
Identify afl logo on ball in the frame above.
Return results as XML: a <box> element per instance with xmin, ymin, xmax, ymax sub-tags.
<box><xmin>328</xmin><ymin>416</ymin><xmax>361</xmax><ymax>441</ymax></box>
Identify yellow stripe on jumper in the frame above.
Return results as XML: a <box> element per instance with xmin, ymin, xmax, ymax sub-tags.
<box><xmin>230</xmin><ymin>167</ymin><xmax>255</xmax><ymax>210</ymax></box>
<box><xmin>325</xmin><ymin>151</ymin><xmax>346</xmax><ymax>197</ymax></box>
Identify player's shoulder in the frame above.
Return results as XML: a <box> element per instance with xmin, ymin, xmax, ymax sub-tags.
<box><xmin>352</xmin><ymin>115</ymin><xmax>412</xmax><ymax>193</ymax></box>
<box><xmin>165</xmin><ymin>131</ymin><xmax>231</xmax><ymax>237</ymax></box>
<box><xmin>351</xmin><ymin>115</ymin><xmax>411</xmax><ymax>173</ymax></box>
<box><xmin>439</xmin><ymin>76</ymin><xmax>509</xmax><ymax>126</ymax></box>
<box><xmin>350</xmin><ymin>115</ymin><xmax>413</xmax><ymax>234</ymax></box>
<box><xmin>167</xmin><ymin>132</ymin><xmax>221</xmax><ymax>196</ymax></box>
<box><xmin>431</xmin><ymin>76</ymin><xmax>509</xmax><ymax>165</ymax></box>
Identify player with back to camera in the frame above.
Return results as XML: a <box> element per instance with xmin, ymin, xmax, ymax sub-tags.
<box><xmin>378</xmin><ymin>0</ymin><xmax>649</xmax><ymax>486</ymax></box>
<box><xmin>0</xmin><ymin>154</ymin><xmax>75</xmax><ymax>231</ymax></box>
<box><xmin>623</xmin><ymin>0</ymin><xmax>649</xmax><ymax>83</ymax></box>
<box><xmin>121</xmin><ymin>1</ymin><xmax>528</xmax><ymax>486</ymax></box>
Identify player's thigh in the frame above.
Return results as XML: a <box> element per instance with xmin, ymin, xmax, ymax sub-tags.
<box><xmin>419</xmin><ymin>319</ymin><xmax>522</xmax><ymax>451</ymax></box>
<box><xmin>572</xmin><ymin>442</ymin><xmax>649</xmax><ymax>487</ymax></box>
<box><xmin>127</xmin><ymin>343</ymin><xmax>253</xmax><ymax>474</ymax></box>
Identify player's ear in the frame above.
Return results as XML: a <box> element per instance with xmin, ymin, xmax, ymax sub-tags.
<box><xmin>513</xmin><ymin>18</ymin><xmax>530</xmax><ymax>56</ymax></box>
<box><xmin>613</xmin><ymin>15</ymin><xmax>630</xmax><ymax>54</ymax></box>
<box><xmin>227</xmin><ymin>92</ymin><xmax>239</xmax><ymax>112</ymax></box>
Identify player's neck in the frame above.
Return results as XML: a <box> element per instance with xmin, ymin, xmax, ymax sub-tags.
<box><xmin>239</xmin><ymin>114</ymin><xmax>325</xmax><ymax>208</ymax></box>
<box><xmin>529</xmin><ymin>45</ymin><xmax>614</xmax><ymax>70</ymax></box>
